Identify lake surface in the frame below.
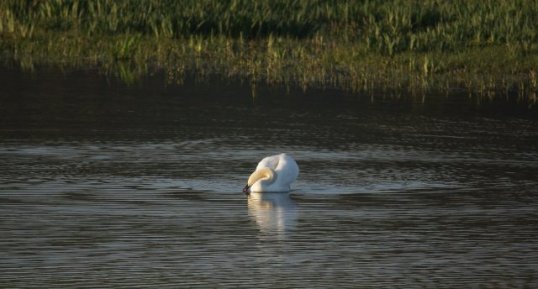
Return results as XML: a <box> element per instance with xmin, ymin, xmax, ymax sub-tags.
<box><xmin>1</xmin><ymin>68</ymin><xmax>537</xmax><ymax>288</ymax></box>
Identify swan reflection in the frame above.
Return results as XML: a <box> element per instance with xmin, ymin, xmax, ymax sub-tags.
<box><xmin>247</xmin><ymin>192</ymin><xmax>297</xmax><ymax>239</ymax></box>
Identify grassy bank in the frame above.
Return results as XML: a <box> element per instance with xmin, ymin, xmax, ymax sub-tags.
<box><xmin>1</xmin><ymin>0</ymin><xmax>537</xmax><ymax>101</ymax></box>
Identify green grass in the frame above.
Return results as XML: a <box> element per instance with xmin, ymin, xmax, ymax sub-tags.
<box><xmin>1</xmin><ymin>0</ymin><xmax>537</xmax><ymax>102</ymax></box>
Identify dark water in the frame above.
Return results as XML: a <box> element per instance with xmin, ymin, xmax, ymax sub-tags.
<box><xmin>1</xmin><ymin>68</ymin><xmax>537</xmax><ymax>288</ymax></box>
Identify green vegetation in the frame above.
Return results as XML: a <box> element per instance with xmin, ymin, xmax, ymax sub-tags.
<box><xmin>1</xmin><ymin>0</ymin><xmax>537</xmax><ymax>101</ymax></box>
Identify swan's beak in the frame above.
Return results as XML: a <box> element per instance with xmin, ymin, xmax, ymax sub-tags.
<box><xmin>243</xmin><ymin>185</ymin><xmax>250</xmax><ymax>195</ymax></box>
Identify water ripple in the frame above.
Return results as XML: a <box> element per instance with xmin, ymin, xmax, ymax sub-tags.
<box><xmin>1</xmin><ymin>69</ymin><xmax>537</xmax><ymax>288</ymax></box>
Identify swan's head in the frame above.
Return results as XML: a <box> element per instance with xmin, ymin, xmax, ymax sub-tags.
<box><xmin>243</xmin><ymin>167</ymin><xmax>276</xmax><ymax>194</ymax></box>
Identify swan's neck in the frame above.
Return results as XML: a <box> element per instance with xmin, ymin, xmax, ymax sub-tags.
<box><xmin>248</xmin><ymin>167</ymin><xmax>276</xmax><ymax>186</ymax></box>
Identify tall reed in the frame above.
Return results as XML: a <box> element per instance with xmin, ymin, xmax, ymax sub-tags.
<box><xmin>1</xmin><ymin>0</ymin><xmax>537</xmax><ymax>101</ymax></box>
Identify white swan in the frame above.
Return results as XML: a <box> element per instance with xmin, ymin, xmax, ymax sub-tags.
<box><xmin>243</xmin><ymin>153</ymin><xmax>299</xmax><ymax>194</ymax></box>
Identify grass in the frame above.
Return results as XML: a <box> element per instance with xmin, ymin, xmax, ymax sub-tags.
<box><xmin>1</xmin><ymin>0</ymin><xmax>537</xmax><ymax>102</ymax></box>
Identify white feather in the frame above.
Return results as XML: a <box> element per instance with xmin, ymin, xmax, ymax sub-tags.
<box><xmin>246</xmin><ymin>153</ymin><xmax>299</xmax><ymax>193</ymax></box>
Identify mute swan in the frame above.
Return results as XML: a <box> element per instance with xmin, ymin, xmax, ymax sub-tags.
<box><xmin>243</xmin><ymin>153</ymin><xmax>299</xmax><ymax>194</ymax></box>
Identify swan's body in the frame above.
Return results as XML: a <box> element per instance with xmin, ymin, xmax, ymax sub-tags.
<box><xmin>243</xmin><ymin>153</ymin><xmax>299</xmax><ymax>194</ymax></box>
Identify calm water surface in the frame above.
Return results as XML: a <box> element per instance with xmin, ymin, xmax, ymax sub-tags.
<box><xmin>1</xmin><ymin>68</ymin><xmax>537</xmax><ymax>288</ymax></box>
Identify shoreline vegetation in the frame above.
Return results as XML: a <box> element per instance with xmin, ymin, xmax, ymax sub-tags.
<box><xmin>1</xmin><ymin>0</ymin><xmax>537</xmax><ymax>102</ymax></box>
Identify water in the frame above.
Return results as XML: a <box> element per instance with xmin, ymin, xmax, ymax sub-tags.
<box><xmin>1</xmin><ymin>68</ymin><xmax>537</xmax><ymax>288</ymax></box>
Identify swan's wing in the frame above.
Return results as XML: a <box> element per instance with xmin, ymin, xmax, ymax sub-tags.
<box><xmin>274</xmin><ymin>154</ymin><xmax>299</xmax><ymax>186</ymax></box>
<box><xmin>256</xmin><ymin>154</ymin><xmax>280</xmax><ymax>171</ymax></box>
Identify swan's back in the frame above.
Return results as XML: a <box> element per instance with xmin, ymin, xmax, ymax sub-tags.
<box><xmin>256</xmin><ymin>155</ymin><xmax>280</xmax><ymax>171</ymax></box>
<box><xmin>256</xmin><ymin>153</ymin><xmax>299</xmax><ymax>187</ymax></box>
